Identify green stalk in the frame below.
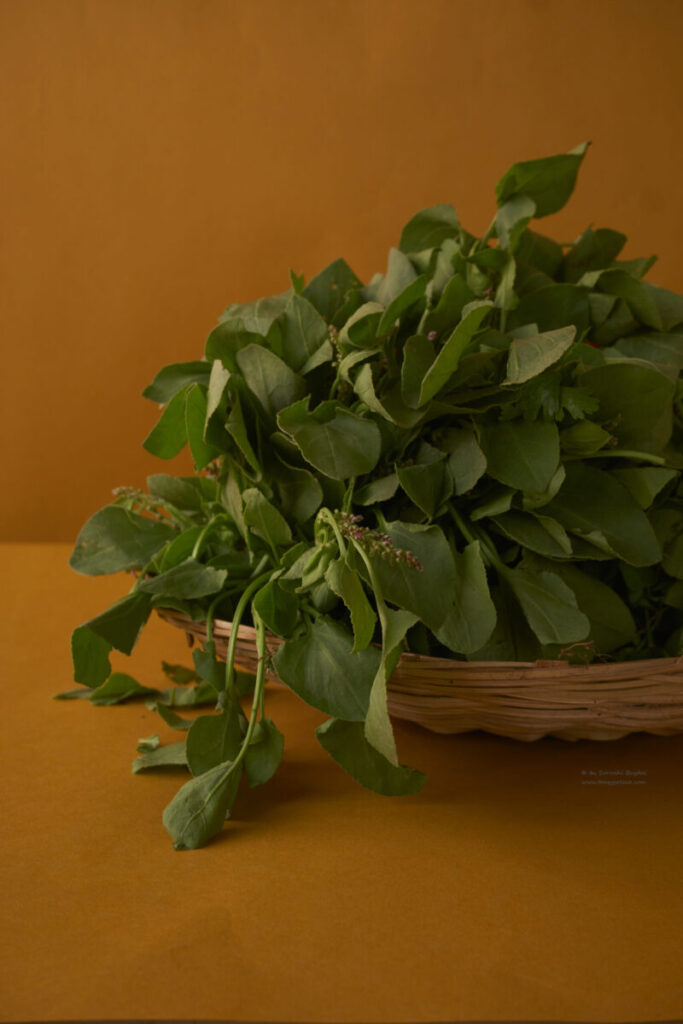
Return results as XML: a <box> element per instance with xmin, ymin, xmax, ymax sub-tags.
<box><xmin>223</xmin><ymin>568</ymin><xmax>273</xmax><ymax>697</ymax></box>
<box><xmin>316</xmin><ymin>507</ymin><xmax>348</xmax><ymax>557</ymax></box>
<box><xmin>574</xmin><ymin>450</ymin><xmax>667</xmax><ymax>467</ymax></box>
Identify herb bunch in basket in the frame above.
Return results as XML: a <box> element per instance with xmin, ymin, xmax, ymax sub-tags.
<box><xmin>66</xmin><ymin>143</ymin><xmax>683</xmax><ymax>848</ymax></box>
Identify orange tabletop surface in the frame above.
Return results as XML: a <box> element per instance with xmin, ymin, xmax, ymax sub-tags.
<box><xmin>1</xmin><ymin>543</ymin><xmax>682</xmax><ymax>1024</ymax></box>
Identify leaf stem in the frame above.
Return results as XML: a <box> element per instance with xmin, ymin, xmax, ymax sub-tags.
<box><xmin>224</xmin><ymin>569</ymin><xmax>274</xmax><ymax>697</ymax></box>
<box><xmin>316</xmin><ymin>507</ymin><xmax>348</xmax><ymax>557</ymax></box>
<box><xmin>570</xmin><ymin>450</ymin><xmax>667</xmax><ymax>467</ymax></box>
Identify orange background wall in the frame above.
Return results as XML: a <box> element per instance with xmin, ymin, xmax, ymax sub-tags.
<box><xmin>1</xmin><ymin>0</ymin><xmax>682</xmax><ymax>541</ymax></box>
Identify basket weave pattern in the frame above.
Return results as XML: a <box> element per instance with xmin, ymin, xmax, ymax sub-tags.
<box><xmin>157</xmin><ymin>608</ymin><xmax>683</xmax><ymax>742</ymax></box>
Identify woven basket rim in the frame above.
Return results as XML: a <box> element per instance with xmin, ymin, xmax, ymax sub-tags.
<box><xmin>156</xmin><ymin>606</ymin><xmax>683</xmax><ymax>680</ymax></box>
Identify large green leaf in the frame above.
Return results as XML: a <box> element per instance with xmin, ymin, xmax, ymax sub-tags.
<box><xmin>244</xmin><ymin>719</ymin><xmax>284</xmax><ymax>787</ymax></box>
<box><xmin>504</xmin><ymin>567</ymin><xmax>590</xmax><ymax>645</ymax></box>
<box><xmin>162</xmin><ymin>760</ymin><xmax>242</xmax><ymax>850</ymax></box>
<box><xmin>273</xmin><ymin>617</ymin><xmax>380</xmax><ymax>721</ymax></box>
<box><xmin>479</xmin><ymin>419</ymin><xmax>559</xmax><ymax>493</ymax></box>
<box><xmin>325</xmin><ymin>557</ymin><xmax>377</xmax><ymax>652</ymax></box>
<box><xmin>185</xmin><ymin>384</ymin><xmax>221</xmax><ymax>470</ymax></box>
<box><xmin>398</xmin><ymin>204</ymin><xmax>460</xmax><ymax>253</ymax></box>
<box><xmin>503</xmin><ymin>326</ymin><xmax>576</xmax><ymax>384</ymax></box>
<box><xmin>277</xmin><ymin>399</ymin><xmax>381</xmax><ymax>479</ymax></box>
<box><xmin>358</xmin><ymin>521</ymin><xmax>456</xmax><ymax>631</ymax></box>
<box><xmin>413</xmin><ymin>302</ymin><xmax>492</xmax><ymax>406</ymax></box>
<box><xmin>580</xmin><ymin>362</ymin><xmax>675</xmax><ymax>452</ymax></box>
<box><xmin>71</xmin><ymin>625</ymin><xmax>111</xmax><ymax>687</ymax></box>
<box><xmin>186</xmin><ymin>705</ymin><xmax>243</xmax><ymax>777</ymax></box>
<box><xmin>235</xmin><ymin>344</ymin><xmax>306</xmax><ymax>419</ymax></box>
<box><xmin>440</xmin><ymin>428</ymin><xmax>487</xmax><ymax>495</ymax></box>
<box><xmin>70</xmin><ymin>506</ymin><xmax>175</xmax><ymax>575</ymax></box>
<box><xmin>137</xmin><ymin>558</ymin><xmax>227</xmax><ymax>599</ymax></box>
<box><xmin>316</xmin><ymin>719</ymin><xmax>426</xmax><ymax>796</ymax></box>
<box><xmin>142</xmin><ymin>388</ymin><xmax>188</xmax><ymax>459</ymax></box>
<box><xmin>242</xmin><ymin>488</ymin><xmax>292</xmax><ymax>548</ymax></box>
<box><xmin>80</xmin><ymin>591</ymin><xmax>152</xmax><ymax>654</ymax></box>
<box><xmin>435</xmin><ymin>542</ymin><xmax>496</xmax><ymax>654</ymax></box>
<box><xmin>143</xmin><ymin>361</ymin><xmax>211</xmax><ymax>402</ymax></box>
<box><xmin>495</xmin><ymin>142</ymin><xmax>589</xmax><ymax>217</ymax></box>
<box><xmin>546</xmin><ymin>463</ymin><xmax>662</xmax><ymax>566</ymax></box>
<box><xmin>507</xmin><ymin>284</ymin><xmax>590</xmax><ymax>335</ymax></box>
<box><xmin>303</xmin><ymin>258</ymin><xmax>362</xmax><ymax>325</ymax></box>
<box><xmin>278</xmin><ymin>293</ymin><xmax>329</xmax><ymax>371</ymax></box>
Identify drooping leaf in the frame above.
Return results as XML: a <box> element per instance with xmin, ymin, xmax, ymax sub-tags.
<box><xmin>71</xmin><ymin>625</ymin><xmax>112</xmax><ymax>687</ymax></box>
<box><xmin>89</xmin><ymin>672</ymin><xmax>158</xmax><ymax>706</ymax></box>
<box><xmin>244</xmin><ymin>719</ymin><xmax>285</xmax><ymax>787</ymax></box>
<box><xmin>162</xmin><ymin>760</ymin><xmax>242</xmax><ymax>850</ymax></box>
<box><xmin>316</xmin><ymin>719</ymin><xmax>426</xmax><ymax>796</ymax></box>
<box><xmin>243</xmin><ymin>488</ymin><xmax>292</xmax><ymax>548</ymax></box>
<box><xmin>138</xmin><ymin>558</ymin><xmax>227</xmax><ymax>599</ymax></box>
<box><xmin>186</xmin><ymin>704</ymin><xmax>243</xmax><ymax>776</ymax></box>
<box><xmin>325</xmin><ymin>557</ymin><xmax>377</xmax><ymax>652</ymax></box>
<box><xmin>503</xmin><ymin>567</ymin><xmax>590</xmax><ymax>646</ymax></box>
<box><xmin>78</xmin><ymin>591</ymin><xmax>152</xmax><ymax>655</ymax></box>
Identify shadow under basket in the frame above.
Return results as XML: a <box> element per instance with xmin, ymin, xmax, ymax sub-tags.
<box><xmin>156</xmin><ymin>608</ymin><xmax>683</xmax><ymax>743</ymax></box>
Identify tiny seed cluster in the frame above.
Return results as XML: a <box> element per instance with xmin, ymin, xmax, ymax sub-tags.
<box><xmin>335</xmin><ymin>512</ymin><xmax>423</xmax><ymax>571</ymax></box>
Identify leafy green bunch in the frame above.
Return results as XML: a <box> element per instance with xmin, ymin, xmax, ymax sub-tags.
<box><xmin>67</xmin><ymin>142</ymin><xmax>683</xmax><ymax>848</ymax></box>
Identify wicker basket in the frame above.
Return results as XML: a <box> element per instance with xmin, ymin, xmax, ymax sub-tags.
<box><xmin>156</xmin><ymin>607</ymin><xmax>683</xmax><ymax>742</ymax></box>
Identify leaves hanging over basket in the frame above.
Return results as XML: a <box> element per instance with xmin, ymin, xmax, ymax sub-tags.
<box><xmin>64</xmin><ymin>142</ymin><xmax>683</xmax><ymax>848</ymax></box>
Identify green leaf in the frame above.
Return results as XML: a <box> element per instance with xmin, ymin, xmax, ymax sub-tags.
<box><xmin>303</xmin><ymin>258</ymin><xmax>362</xmax><ymax>325</ymax></box>
<box><xmin>496</xmin><ymin>195</ymin><xmax>536</xmax><ymax>250</ymax></box>
<box><xmin>496</xmin><ymin>142</ymin><xmax>589</xmax><ymax>217</ymax></box>
<box><xmin>70</xmin><ymin>506</ymin><xmax>175</xmax><ymax>576</ymax></box>
<box><xmin>614</xmin><ymin>332</ymin><xmax>683</xmax><ymax>377</ymax></box>
<box><xmin>434</xmin><ymin>541</ymin><xmax>496</xmax><ymax>655</ymax></box>
<box><xmin>162</xmin><ymin>760</ymin><xmax>242</xmax><ymax>850</ymax></box>
<box><xmin>192</xmin><ymin>640</ymin><xmax>225</xmax><ymax>689</ymax></box>
<box><xmin>559</xmin><ymin>421</ymin><xmax>612</xmax><ymax>456</ymax></box>
<box><xmin>149</xmin><ymin>702</ymin><xmax>192</xmax><ymax>731</ymax></box>
<box><xmin>524</xmin><ymin>555</ymin><xmax>636</xmax><ymax>653</ymax></box>
<box><xmin>270</xmin><ymin>458</ymin><xmax>323</xmax><ymax>524</ymax></box>
<box><xmin>278</xmin><ymin>293</ymin><xmax>330</xmax><ymax>371</ymax></box>
<box><xmin>440</xmin><ymin>428</ymin><xmax>487</xmax><ymax>495</ymax></box>
<box><xmin>142</xmin><ymin>388</ymin><xmax>189</xmax><ymax>459</ymax></box>
<box><xmin>479</xmin><ymin>419</ymin><xmax>559</xmax><ymax>493</ymax></box>
<box><xmin>338</xmin><ymin>302</ymin><xmax>385</xmax><ymax>349</ymax></box>
<box><xmin>143</xmin><ymin>361</ymin><xmax>211</xmax><ymax>403</ymax></box>
<box><xmin>354</xmin><ymin>473</ymin><xmax>399</xmax><ymax>505</ymax></box>
<box><xmin>416</xmin><ymin>302</ymin><xmax>492</xmax><ymax>406</ymax></box>
<box><xmin>90</xmin><ymin>672</ymin><xmax>158</xmax><ymax>706</ymax></box>
<box><xmin>546</xmin><ymin>463</ymin><xmax>662</xmax><ymax>567</ymax></box>
<box><xmin>420</xmin><ymin>273</ymin><xmax>474</xmax><ymax>337</ymax></box>
<box><xmin>398</xmin><ymin>203</ymin><xmax>460</xmax><ymax>253</ymax></box>
<box><xmin>185</xmin><ymin>383</ymin><xmax>221</xmax><ymax>470</ymax></box>
<box><xmin>244</xmin><ymin>719</ymin><xmax>285</xmax><ymax>787</ymax></box>
<box><xmin>580</xmin><ymin>362</ymin><xmax>675</xmax><ymax>452</ymax></box>
<box><xmin>79</xmin><ymin>591</ymin><xmax>152</xmax><ymax>655</ymax></box>
<box><xmin>161</xmin><ymin>661</ymin><xmax>201</xmax><ymax>685</ymax></box>
<box><xmin>226</xmin><ymin>392</ymin><xmax>261</xmax><ymax>473</ymax></box>
<box><xmin>158</xmin><ymin>527</ymin><xmax>204</xmax><ymax>571</ymax></box>
<box><xmin>491</xmin><ymin>510</ymin><xmax>572</xmax><ymax>559</ymax></box>
<box><xmin>595</xmin><ymin>269</ymin><xmax>663</xmax><ymax>330</ymax></box>
<box><xmin>610</xmin><ymin>467</ymin><xmax>678</xmax><ymax>509</ymax></box>
<box><xmin>235</xmin><ymin>344</ymin><xmax>306</xmax><ymax>419</ymax></box>
<box><xmin>273</xmin><ymin>617</ymin><xmax>381</xmax><ymax>721</ymax></box>
<box><xmin>243</xmin><ymin>488</ymin><xmax>292</xmax><ymax>548</ymax></box>
<box><xmin>71</xmin><ymin>625</ymin><xmax>112</xmax><ymax>687</ymax></box>
<box><xmin>157</xmin><ymin>680</ymin><xmax>219</xmax><ymax>706</ymax></box>
<box><xmin>642</xmin><ymin>282</ymin><xmax>683</xmax><ymax>330</ymax></box>
<box><xmin>358</xmin><ymin>521</ymin><xmax>456</xmax><ymax>631</ymax></box>
<box><xmin>147</xmin><ymin>474</ymin><xmax>205</xmax><ymax>511</ymax></box>
<box><xmin>401</xmin><ymin>334</ymin><xmax>435</xmax><ymax>407</ymax></box>
<box><xmin>252</xmin><ymin>578</ymin><xmax>299</xmax><ymax>637</ymax></box>
<box><xmin>507</xmin><ymin>284</ymin><xmax>590</xmax><ymax>335</ymax></box>
<box><xmin>504</xmin><ymin>326</ymin><xmax>576</xmax><ymax>384</ymax></box>
<box><xmin>503</xmin><ymin>567</ymin><xmax>590</xmax><ymax>645</ymax></box>
<box><xmin>397</xmin><ymin>457</ymin><xmax>450</xmax><ymax>517</ymax></box>
<box><xmin>132</xmin><ymin>741</ymin><xmax>188</xmax><ymax>774</ymax></box>
<box><xmin>376</xmin><ymin>275</ymin><xmax>428</xmax><ymax>336</ymax></box>
<box><xmin>562</xmin><ymin>227</ymin><xmax>627</xmax><ymax>283</ymax></box>
<box><xmin>186</xmin><ymin>705</ymin><xmax>243</xmax><ymax>776</ymax></box>
<box><xmin>364</xmin><ymin>607</ymin><xmax>417</xmax><ymax>764</ymax></box>
<box><xmin>219</xmin><ymin>291</ymin><xmax>291</xmax><ymax>334</ymax></box>
<box><xmin>316</xmin><ymin>719</ymin><xmax>426</xmax><ymax>796</ymax></box>
<box><xmin>138</xmin><ymin>558</ymin><xmax>227</xmax><ymax>599</ymax></box>
<box><xmin>325</xmin><ymin>557</ymin><xmax>377</xmax><ymax>652</ymax></box>
<box><xmin>650</xmin><ymin>509</ymin><xmax>683</xmax><ymax>579</ymax></box>
<box><xmin>277</xmin><ymin>399</ymin><xmax>382</xmax><ymax>479</ymax></box>
<box><xmin>375</xmin><ymin>248</ymin><xmax>418</xmax><ymax>306</ymax></box>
